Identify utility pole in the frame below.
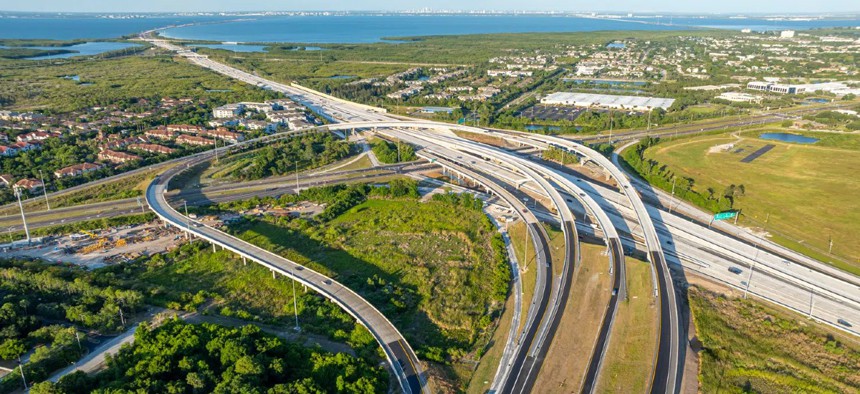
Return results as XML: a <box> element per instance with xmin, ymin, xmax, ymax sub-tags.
<box><xmin>397</xmin><ymin>141</ymin><xmax>401</xmax><ymax>162</ymax></box>
<box><xmin>39</xmin><ymin>170</ymin><xmax>50</xmax><ymax>211</ymax></box>
<box><xmin>214</xmin><ymin>137</ymin><xmax>219</xmax><ymax>163</ymax></box>
<box><xmin>295</xmin><ymin>161</ymin><xmax>299</xmax><ymax>193</ymax></box>
<box><xmin>75</xmin><ymin>331</ymin><xmax>82</xmax><ymax>351</ymax></box>
<box><xmin>13</xmin><ymin>186</ymin><xmax>30</xmax><ymax>243</ymax></box>
<box><xmin>828</xmin><ymin>236</ymin><xmax>833</xmax><ymax>254</ymax></box>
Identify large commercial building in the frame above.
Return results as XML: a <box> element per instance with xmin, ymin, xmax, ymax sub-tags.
<box><xmin>540</xmin><ymin>92</ymin><xmax>675</xmax><ymax>111</ymax></box>
<box><xmin>747</xmin><ymin>81</ymin><xmax>860</xmax><ymax>96</ymax></box>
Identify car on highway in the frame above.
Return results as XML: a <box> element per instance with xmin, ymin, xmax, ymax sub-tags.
<box><xmin>838</xmin><ymin>319</ymin><xmax>852</xmax><ymax>327</ymax></box>
<box><xmin>728</xmin><ymin>266</ymin><xmax>743</xmax><ymax>275</ymax></box>
<box><xmin>322</xmin><ymin>279</ymin><xmax>332</xmax><ymax>285</ymax></box>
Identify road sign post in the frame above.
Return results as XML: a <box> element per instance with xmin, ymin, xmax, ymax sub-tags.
<box><xmin>713</xmin><ymin>210</ymin><xmax>738</xmax><ymax>221</ymax></box>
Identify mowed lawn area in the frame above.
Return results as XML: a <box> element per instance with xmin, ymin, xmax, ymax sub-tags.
<box><xmin>644</xmin><ymin>131</ymin><xmax>860</xmax><ymax>273</ymax></box>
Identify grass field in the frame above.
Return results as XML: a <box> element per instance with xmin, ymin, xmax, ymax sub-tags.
<box><xmin>230</xmin><ymin>197</ymin><xmax>509</xmax><ymax>389</ymax></box>
<box><xmin>533</xmin><ymin>242</ymin><xmax>613</xmax><ymax>393</ymax></box>
<box><xmin>689</xmin><ymin>286</ymin><xmax>860</xmax><ymax>393</ymax></box>
<box><xmin>644</xmin><ymin>131</ymin><xmax>860</xmax><ymax>272</ymax></box>
<box><xmin>596</xmin><ymin>258</ymin><xmax>659</xmax><ymax>393</ymax></box>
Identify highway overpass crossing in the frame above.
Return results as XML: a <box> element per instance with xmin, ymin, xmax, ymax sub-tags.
<box><xmin>142</xmin><ymin>35</ymin><xmax>859</xmax><ymax>394</ymax></box>
<box><xmin>146</xmin><ymin>153</ymin><xmax>428</xmax><ymax>394</ymax></box>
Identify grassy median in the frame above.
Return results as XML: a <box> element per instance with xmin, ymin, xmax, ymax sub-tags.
<box><xmin>596</xmin><ymin>257</ymin><xmax>659</xmax><ymax>393</ymax></box>
<box><xmin>533</xmin><ymin>242</ymin><xmax>613</xmax><ymax>393</ymax></box>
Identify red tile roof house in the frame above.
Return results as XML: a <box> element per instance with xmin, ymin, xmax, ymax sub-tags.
<box><xmin>98</xmin><ymin>149</ymin><xmax>141</xmax><ymax>164</ymax></box>
<box><xmin>128</xmin><ymin>143</ymin><xmax>176</xmax><ymax>155</ymax></box>
<box><xmin>17</xmin><ymin>131</ymin><xmax>58</xmax><ymax>142</ymax></box>
<box><xmin>145</xmin><ymin>128</ymin><xmax>178</xmax><ymax>140</ymax></box>
<box><xmin>14</xmin><ymin>178</ymin><xmax>44</xmax><ymax>193</ymax></box>
<box><xmin>167</xmin><ymin>124</ymin><xmax>205</xmax><ymax>134</ymax></box>
<box><xmin>54</xmin><ymin>162</ymin><xmax>104</xmax><ymax>178</ymax></box>
<box><xmin>176</xmin><ymin>135</ymin><xmax>216</xmax><ymax>146</ymax></box>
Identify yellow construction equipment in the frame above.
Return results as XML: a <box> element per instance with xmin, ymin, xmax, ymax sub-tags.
<box><xmin>81</xmin><ymin>230</ymin><xmax>98</xmax><ymax>239</ymax></box>
<box><xmin>79</xmin><ymin>238</ymin><xmax>107</xmax><ymax>254</ymax></box>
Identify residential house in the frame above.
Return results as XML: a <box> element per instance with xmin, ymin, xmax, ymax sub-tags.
<box><xmin>128</xmin><ymin>143</ymin><xmax>176</xmax><ymax>155</ymax></box>
<box><xmin>98</xmin><ymin>149</ymin><xmax>141</xmax><ymax>164</ymax></box>
<box><xmin>14</xmin><ymin>178</ymin><xmax>43</xmax><ymax>193</ymax></box>
<box><xmin>176</xmin><ymin>135</ymin><xmax>216</xmax><ymax>146</ymax></box>
<box><xmin>54</xmin><ymin>162</ymin><xmax>103</xmax><ymax>178</ymax></box>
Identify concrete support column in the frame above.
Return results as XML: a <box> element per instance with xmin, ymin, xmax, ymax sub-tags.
<box><xmin>243</xmin><ymin>256</ymin><xmax>247</xmax><ymax>265</ymax></box>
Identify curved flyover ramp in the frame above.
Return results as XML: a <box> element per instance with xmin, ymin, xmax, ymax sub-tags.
<box><xmin>145</xmin><ymin>154</ymin><xmax>428</xmax><ymax>394</ymax></box>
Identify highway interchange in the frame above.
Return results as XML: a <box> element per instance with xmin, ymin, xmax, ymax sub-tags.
<box><xmin>6</xmin><ymin>32</ymin><xmax>854</xmax><ymax>393</ymax></box>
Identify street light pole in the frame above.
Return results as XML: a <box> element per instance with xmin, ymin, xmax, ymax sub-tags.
<box><xmin>668</xmin><ymin>177</ymin><xmax>676</xmax><ymax>213</ymax></box>
<box><xmin>292</xmin><ymin>269</ymin><xmax>300</xmax><ymax>331</ymax></box>
<box><xmin>183</xmin><ymin>201</ymin><xmax>190</xmax><ymax>240</ymax></box>
<box><xmin>17</xmin><ymin>356</ymin><xmax>27</xmax><ymax>390</ymax></box>
<box><xmin>743</xmin><ymin>241</ymin><xmax>759</xmax><ymax>299</ymax></box>
<box><xmin>39</xmin><ymin>170</ymin><xmax>50</xmax><ymax>211</ymax></box>
<box><xmin>13</xmin><ymin>186</ymin><xmax>30</xmax><ymax>243</ymax></box>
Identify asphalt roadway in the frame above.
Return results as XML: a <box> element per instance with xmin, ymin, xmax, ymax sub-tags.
<box><xmin>147</xmin><ymin>154</ymin><xmax>426</xmax><ymax>394</ymax></box>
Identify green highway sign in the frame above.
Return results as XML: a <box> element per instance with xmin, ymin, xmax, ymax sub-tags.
<box><xmin>713</xmin><ymin>211</ymin><xmax>738</xmax><ymax>221</ymax></box>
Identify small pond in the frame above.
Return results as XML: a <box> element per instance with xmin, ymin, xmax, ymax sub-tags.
<box><xmin>759</xmin><ymin>133</ymin><xmax>819</xmax><ymax>144</ymax></box>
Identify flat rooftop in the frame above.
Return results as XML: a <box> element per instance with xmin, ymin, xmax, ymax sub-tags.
<box><xmin>541</xmin><ymin>92</ymin><xmax>675</xmax><ymax>110</ymax></box>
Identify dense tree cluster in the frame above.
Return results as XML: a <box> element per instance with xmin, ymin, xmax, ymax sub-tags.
<box><xmin>621</xmin><ymin>138</ymin><xmax>744</xmax><ymax>212</ymax></box>
<box><xmin>30</xmin><ymin>320</ymin><xmax>387</xmax><ymax>394</ymax></box>
<box><xmin>0</xmin><ymin>258</ymin><xmax>144</xmax><ymax>393</ymax></box>
<box><xmin>371</xmin><ymin>140</ymin><xmax>416</xmax><ymax>163</ymax></box>
<box><xmin>224</xmin><ymin>133</ymin><xmax>352</xmax><ymax>180</ymax></box>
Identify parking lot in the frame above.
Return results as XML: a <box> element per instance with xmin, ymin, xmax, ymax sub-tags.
<box><xmin>518</xmin><ymin>105</ymin><xmax>586</xmax><ymax>121</ymax></box>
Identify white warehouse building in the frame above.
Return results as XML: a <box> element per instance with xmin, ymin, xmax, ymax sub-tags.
<box><xmin>540</xmin><ymin>92</ymin><xmax>675</xmax><ymax>111</ymax></box>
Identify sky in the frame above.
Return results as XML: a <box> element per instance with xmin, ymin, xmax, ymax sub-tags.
<box><xmin>0</xmin><ymin>0</ymin><xmax>857</xmax><ymax>14</ymax></box>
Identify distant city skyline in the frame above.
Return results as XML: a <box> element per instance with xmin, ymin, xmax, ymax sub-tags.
<box><xmin>0</xmin><ymin>0</ymin><xmax>858</xmax><ymax>14</ymax></box>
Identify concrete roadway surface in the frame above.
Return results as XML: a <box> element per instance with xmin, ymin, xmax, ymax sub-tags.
<box><xmin>613</xmin><ymin>140</ymin><xmax>860</xmax><ymax>291</ymax></box>
<box><xmin>390</xmin><ymin>129</ymin><xmax>590</xmax><ymax>394</ymax></box>
<box><xmin>415</xmin><ymin>149</ymin><xmax>544</xmax><ymax>393</ymax></box>
<box><xmin>395</xmin><ymin>128</ymin><xmax>629</xmax><ymax>392</ymax></box>
<box><xmin>143</xmin><ymin>36</ymin><xmax>859</xmax><ymax>390</ymax></box>
<box><xmin>388</xmin><ymin>129</ymin><xmax>573</xmax><ymax>394</ymax></box>
<box><xmin>450</xmin><ymin>126</ymin><xmax>681</xmax><ymax>394</ymax></box>
<box><xmin>146</xmin><ymin>154</ymin><xmax>427</xmax><ymax>394</ymax></box>
<box><xmin>0</xmin><ymin>166</ymin><xmax>423</xmax><ymax>233</ymax></box>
